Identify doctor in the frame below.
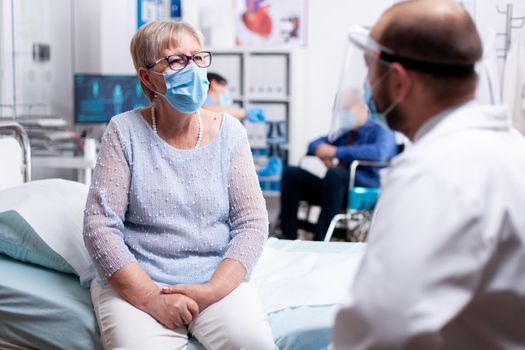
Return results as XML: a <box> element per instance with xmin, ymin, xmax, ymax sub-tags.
<box><xmin>332</xmin><ymin>0</ymin><xmax>525</xmax><ymax>349</ymax></box>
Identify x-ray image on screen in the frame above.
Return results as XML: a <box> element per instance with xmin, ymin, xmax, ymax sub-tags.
<box><xmin>74</xmin><ymin>74</ymin><xmax>149</xmax><ymax>123</ymax></box>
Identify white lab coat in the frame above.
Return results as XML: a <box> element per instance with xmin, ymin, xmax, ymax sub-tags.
<box><xmin>333</xmin><ymin>102</ymin><xmax>525</xmax><ymax>350</ymax></box>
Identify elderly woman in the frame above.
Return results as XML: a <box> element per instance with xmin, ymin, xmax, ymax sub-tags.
<box><xmin>83</xmin><ymin>21</ymin><xmax>275</xmax><ymax>349</ymax></box>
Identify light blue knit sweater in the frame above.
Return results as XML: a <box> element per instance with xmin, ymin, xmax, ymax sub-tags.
<box><xmin>83</xmin><ymin>110</ymin><xmax>268</xmax><ymax>285</ymax></box>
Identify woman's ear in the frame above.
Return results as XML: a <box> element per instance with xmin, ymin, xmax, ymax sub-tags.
<box><xmin>138</xmin><ymin>67</ymin><xmax>158</xmax><ymax>93</ymax></box>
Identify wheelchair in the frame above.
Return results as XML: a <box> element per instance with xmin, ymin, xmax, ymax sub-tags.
<box><xmin>323</xmin><ymin>159</ymin><xmax>389</xmax><ymax>242</ymax></box>
<box><xmin>324</xmin><ymin>138</ymin><xmax>405</xmax><ymax>242</ymax></box>
<box><xmin>294</xmin><ymin>140</ymin><xmax>404</xmax><ymax>242</ymax></box>
<box><xmin>292</xmin><ymin>156</ymin><xmax>386</xmax><ymax>242</ymax></box>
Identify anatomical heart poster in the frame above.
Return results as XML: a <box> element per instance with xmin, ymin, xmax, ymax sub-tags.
<box><xmin>235</xmin><ymin>0</ymin><xmax>308</xmax><ymax>47</ymax></box>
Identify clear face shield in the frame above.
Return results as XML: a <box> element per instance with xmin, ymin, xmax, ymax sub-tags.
<box><xmin>329</xmin><ymin>26</ymin><xmax>478</xmax><ymax>141</ymax></box>
<box><xmin>329</xmin><ymin>27</ymin><xmax>393</xmax><ymax>141</ymax></box>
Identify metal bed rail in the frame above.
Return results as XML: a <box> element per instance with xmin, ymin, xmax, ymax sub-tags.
<box><xmin>0</xmin><ymin>121</ymin><xmax>31</xmax><ymax>183</ymax></box>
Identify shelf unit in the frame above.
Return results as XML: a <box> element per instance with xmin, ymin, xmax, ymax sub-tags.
<box><xmin>210</xmin><ymin>48</ymin><xmax>292</xmax><ymax>161</ymax></box>
<box><xmin>210</xmin><ymin>48</ymin><xmax>295</xmax><ymax>195</ymax></box>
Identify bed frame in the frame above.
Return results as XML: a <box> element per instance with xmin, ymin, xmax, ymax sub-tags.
<box><xmin>0</xmin><ymin>121</ymin><xmax>31</xmax><ymax>184</ymax></box>
<box><xmin>0</xmin><ymin>123</ymin><xmax>33</xmax><ymax>350</ymax></box>
<box><xmin>0</xmin><ymin>122</ymin><xmax>359</xmax><ymax>350</ymax></box>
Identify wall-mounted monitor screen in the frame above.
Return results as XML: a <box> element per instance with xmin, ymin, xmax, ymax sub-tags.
<box><xmin>74</xmin><ymin>74</ymin><xmax>148</xmax><ymax>123</ymax></box>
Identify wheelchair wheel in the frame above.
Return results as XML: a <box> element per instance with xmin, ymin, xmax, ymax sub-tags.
<box><xmin>347</xmin><ymin>211</ymin><xmax>372</xmax><ymax>242</ymax></box>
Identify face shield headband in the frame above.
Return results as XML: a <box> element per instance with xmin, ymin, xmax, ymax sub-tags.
<box><xmin>329</xmin><ymin>27</ymin><xmax>475</xmax><ymax>142</ymax></box>
<box><xmin>352</xmin><ymin>31</ymin><xmax>476</xmax><ymax>77</ymax></box>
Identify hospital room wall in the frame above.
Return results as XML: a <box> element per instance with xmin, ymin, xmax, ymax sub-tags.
<box><xmin>0</xmin><ymin>0</ymin><xmax>134</xmax><ymax>118</ymax></box>
<box><xmin>2</xmin><ymin>0</ymin><xmax>394</xmax><ymax>156</ymax></box>
<box><xmin>180</xmin><ymin>0</ymin><xmax>395</xmax><ymax>165</ymax></box>
<box><xmin>0</xmin><ymin>0</ymin><xmax>137</xmax><ymax>117</ymax></box>
<box><xmin>0</xmin><ymin>0</ymin><xmax>73</xmax><ymax>121</ymax></box>
<box><xmin>296</xmin><ymin>1</ymin><xmax>393</xmax><ymax>165</ymax></box>
<box><xmin>73</xmin><ymin>0</ymin><xmax>136</xmax><ymax>75</ymax></box>
<box><xmin>36</xmin><ymin>0</ymin><xmax>394</xmax><ymax>162</ymax></box>
<box><xmin>0</xmin><ymin>0</ymin><xmax>13</xmax><ymax>115</ymax></box>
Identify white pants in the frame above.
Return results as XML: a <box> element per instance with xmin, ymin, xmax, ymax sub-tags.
<box><xmin>90</xmin><ymin>280</ymin><xmax>276</xmax><ymax>350</ymax></box>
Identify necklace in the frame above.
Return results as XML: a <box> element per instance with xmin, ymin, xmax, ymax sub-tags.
<box><xmin>151</xmin><ymin>104</ymin><xmax>203</xmax><ymax>149</ymax></box>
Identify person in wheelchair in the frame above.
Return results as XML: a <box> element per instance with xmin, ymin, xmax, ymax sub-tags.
<box><xmin>280</xmin><ymin>97</ymin><xmax>398</xmax><ymax>241</ymax></box>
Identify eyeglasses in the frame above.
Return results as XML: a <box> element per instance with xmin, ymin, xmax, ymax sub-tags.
<box><xmin>146</xmin><ymin>51</ymin><xmax>212</xmax><ymax>71</ymax></box>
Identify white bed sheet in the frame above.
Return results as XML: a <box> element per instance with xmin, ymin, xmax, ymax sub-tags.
<box><xmin>0</xmin><ymin>239</ymin><xmax>364</xmax><ymax>350</ymax></box>
<box><xmin>253</xmin><ymin>238</ymin><xmax>365</xmax><ymax>312</ymax></box>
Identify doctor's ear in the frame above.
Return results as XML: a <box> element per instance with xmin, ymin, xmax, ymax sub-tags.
<box><xmin>389</xmin><ymin>62</ymin><xmax>412</xmax><ymax>101</ymax></box>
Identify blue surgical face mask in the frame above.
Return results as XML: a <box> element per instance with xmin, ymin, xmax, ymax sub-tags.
<box><xmin>219</xmin><ymin>90</ymin><xmax>234</xmax><ymax>107</ymax></box>
<box><xmin>336</xmin><ymin>109</ymin><xmax>358</xmax><ymax>130</ymax></box>
<box><xmin>157</xmin><ymin>64</ymin><xmax>209</xmax><ymax>113</ymax></box>
<box><xmin>364</xmin><ymin>80</ymin><xmax>388</xmax><ymax>127</ymax></box>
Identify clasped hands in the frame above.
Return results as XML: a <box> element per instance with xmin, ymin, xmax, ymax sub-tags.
<box><xmin>315</xmin><ymin>144</ymin><xmax>337</xmax><ymax>168</ymax></box>
<box><xmin>144</xmin><ymin>282</ymin><xmax>218</xmax><ymax>329</ymax></box>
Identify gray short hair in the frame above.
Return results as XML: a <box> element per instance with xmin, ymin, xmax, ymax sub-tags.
<box><xmin>130</xmin><ymin>21</ymin><xmax>204</xmax><ymax>101</ymax></box>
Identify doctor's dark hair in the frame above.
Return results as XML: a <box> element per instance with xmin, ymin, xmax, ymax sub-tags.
<box><xmin>130</xmin><ymin>21</ymin><xmax>204</xmax><ymax>102</ymax></box>
<box><xmin>207</xmin><ymin>72</ymin><xmax>228</xmax><ymax>86</ymax></box>
<box><xmin>379</xmin><ymin>0</ymin><xmax>482</xmax><ymax>101</ymax></box>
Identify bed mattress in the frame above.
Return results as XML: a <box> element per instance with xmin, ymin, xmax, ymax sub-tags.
<box><xmin>0</xmin><ymin>239</ymin><xmax>363</xmax><ymax>349</ymax></box>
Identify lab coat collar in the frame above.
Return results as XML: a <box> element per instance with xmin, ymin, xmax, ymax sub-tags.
<box><xmin>413</xmin><ymin>100</ymin><xmax>511</xmax><ymax>145</ymax></box>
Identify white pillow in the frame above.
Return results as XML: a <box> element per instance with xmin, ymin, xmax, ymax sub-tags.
<box><xmin>0</xmin><ymin>179</ymin><xmax>94</xmax><ymax>287</ymax></box>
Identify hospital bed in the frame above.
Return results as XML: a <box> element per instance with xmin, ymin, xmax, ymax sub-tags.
<box><xmin>0</xmin><ymin>121</ymin><xmax>365</xmax><ymax>350</ymax></box>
